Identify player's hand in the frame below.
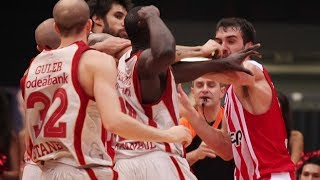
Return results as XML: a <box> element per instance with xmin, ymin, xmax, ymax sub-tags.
<box><xmin>166</xmin><ymin>125</ymin><xmax>192</xmax><ymax>147</ymax></box>
<box><xmin>219</xmin><ymin>43</ymin><xmax>261</xmax><ymax>75</ymax></box>
<box><xmin>196</xmin><ymin>142</ymin><xmax>217</xmax><ymax>160</ymax></box>
<box><xmin>138</xmin><ymin>5</ymin><xmax>160</xmax><ymax>20</ymax></box>
<box><xmin>200</xmin><ymin>39</ymin><xmax>225</xmax><ymax>59</ymax></box>
<box><xmin>177</xmin><ymin>84</ymin><xmax>198</xmax><ymax>120</ymax></box>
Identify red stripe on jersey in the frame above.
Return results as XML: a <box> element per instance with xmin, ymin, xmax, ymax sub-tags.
<box><xmin>162</xmin><ymin>71</ymin><xmax>178</xmax><ymax>125</ymax></box>
<box><xmin>113</xmin><ymin>169</ymin><xmax>118</xmax><ymax>180</ymax></box>
<box><xmin>143</xmin><ymin>105</ymin><xmax>157</xmax><ymax>127</ymax></box>
<box><xmin>169</xmin><ymin>156</ymin><xmax>185</xmax><ymax>180</ymax></box>
<box><xmin>230</xmin><ymin>90</ymin><xmax>251</xmax><ymax>180</ymax></box>
<box><xmin>164</xmin><ymin>142</ymin><xmax>172</xmax><ymax>153</ymax></box>
<box><xmin>72</xmin><ymin>42</ymin><xmax>91</xmax><ymax>166</ymax></box>
<box><xmin>85</xmin><ymin>168</ymin><xmax>98</xmax><ymax>180</ymax></box>
<box><xmin>20</xmin><ymin>75</ymin><xmax>26</xmax><ymax>100</ymax></box>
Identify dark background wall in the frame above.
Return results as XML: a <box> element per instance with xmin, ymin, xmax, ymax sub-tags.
<box><xmin>2</xmin><ymin>0</ymin><xmax>319</xmax><ymax>86</ymax></box>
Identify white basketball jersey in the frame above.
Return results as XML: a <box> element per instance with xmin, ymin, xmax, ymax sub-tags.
<box><xmin>115</xmin><ymin>50</ymin><xmax>185</xmax><ymax>160</ymax></box>
<box><xmin>20</xmin><ymin>41</ymin><xmax>113</xmax><ymax>168</ymax></box>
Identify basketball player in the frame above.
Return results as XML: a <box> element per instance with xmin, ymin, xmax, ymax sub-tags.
<box><xmin>20</xmin><ymin>0</ymin><xmax>191</xmax><ymax>179</ymax></box>
<box><xmin>114</xmin><ymin>6</ymin><xmax>260</xmax><ymax>179</ymax></box>
<box><xmin>34</xmin><ymin>18</ymin><xmax>61</xmax><ymax>52</ymax></box>
<box><xmin>178</xmin><ymin>17</ymin><xmax>296</xmax><ymax>179</ymax></box>
<box><xmin>21</xmin><ymin>17</ymin><xmax>61</xmax><ymax>180</ymax></box>
<box><xmin>86</xmin><ymin>0</ymin><xmax>226</xmax><ymax>63</ymax></box>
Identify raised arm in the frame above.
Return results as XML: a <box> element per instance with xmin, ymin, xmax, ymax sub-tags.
<box><xmin>135</xmin><ymin>6</ymin><xmax>176</xmax><ymax>78</ymax></box>
<box><xmin>172</xmin><ymin>44</ymin><xmax>260</xmax><ymax>83</ymax></box>
<box><xmin>175</xmin><ymin>39</ymin><xmax>223</xmax><ymax>62</ymax></box>
<box><xmin>289</xmin><ymin>130</ymin><xmax>304</xmax><ymax>164</ymax></box>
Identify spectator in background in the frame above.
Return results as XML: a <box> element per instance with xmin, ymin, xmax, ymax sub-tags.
<box><xmin>297</xmin><ymin>154</ymin><xmax>320</xmax><ymax>180</ymax></box>
<box><xmin>0</xmin><ymin>88</ymin><xmax>20</xmax><ymax>180</ymax></box>
<box><xmin>20</xmin><ymin>17</ymin><xmax>61</xmax><ymax>180</ymax></box>
<box><xmin>277</xmin><ymin>91</ymin><xmax>304</xmax><ymax>164</ymax></box>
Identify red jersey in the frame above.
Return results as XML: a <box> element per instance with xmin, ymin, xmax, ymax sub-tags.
<box><xmin>224</xmin><ymin>60</ymin><xmax>295</xmax><ymax>179</ymax></box>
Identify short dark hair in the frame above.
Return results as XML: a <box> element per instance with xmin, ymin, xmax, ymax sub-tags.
<box><xmin>87</xmin><ymin>0</ymin><xmax>134</xmax><ymax>18</ymax></box>
<box><xmin>297</xmin><ymin>155</ymin><xmax>320</xmax><ymax>176</ymax></box>
<box><xmin>216</xmin><ymin>17</ymin><xmax>256</xmax><ymax>44</ymax></box>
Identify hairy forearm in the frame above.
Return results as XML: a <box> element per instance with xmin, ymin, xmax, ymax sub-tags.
<box><xmin>175</xmin><ymin>46</ymin><xmax>205</xmax><ymax>62</ymax></box>
<box><xmin>186</xmin><ymin>150</ymin><xmax>199</xmax><ymax>166</ymax></box>
<box><xmin>186</xmin><ymin>114</ymin><xmax>233</xmax><ymax>160</ymax></box>
<box><xmin>106</xmin><ymin>112</ymin><xmax>172</xmax><ymax>143</ymax></box>
<box><xmin>172</xmin><ymin>60</ymin><xmax>228</xmax><ymax>83</ymax></box>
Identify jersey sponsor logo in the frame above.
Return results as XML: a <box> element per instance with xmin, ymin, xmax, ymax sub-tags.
<box><xmin>230</xmin><ymin>130</ymin><xmax>243</xmax><ymax>147</ymax></box>
<box><xmin>115</xmin><ymin>141</ymin><xmax>157</xmax><ymax>151</ymax></box>
<box><xmin>26</xmin><ymin>72</ymin><xmax>69</xmax><ymax>88</ymax></box>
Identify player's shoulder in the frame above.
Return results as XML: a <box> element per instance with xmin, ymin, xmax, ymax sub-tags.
<box><xmin>82</xmin><ymin>49</ymin><xmax>114</xmax><ymax>62</ymax></box>
<box><xmin>244</xmin><ymin>60</ymin><xmax>263</xmax><ymax>70</ymax></box>
<box><xmin>81</xmin><ymin>49</ymin><xmax>116</xmax><ymax>68</ymax></box>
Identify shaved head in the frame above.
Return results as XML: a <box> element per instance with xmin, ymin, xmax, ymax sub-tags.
<box><xmin>35</xmin><ymin>18</ymin><xmax>60</xmax><ymax>51</ymax></box>
<box><xmin>53</xmin><ymin>0</ymin><xmax>90</xmax><ymax>37</ymax></box>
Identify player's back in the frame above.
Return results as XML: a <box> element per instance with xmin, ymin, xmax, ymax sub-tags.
<box><xmin>21</xmin><ymin>41</ymin><xmax>112</xmax><ymax>168</ymax></box>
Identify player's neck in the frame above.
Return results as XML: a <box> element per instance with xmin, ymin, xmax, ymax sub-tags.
<box><xmin>59</xmin><ymin>33</ymin><xmax>88</xmax><ymax>48</ymax></box>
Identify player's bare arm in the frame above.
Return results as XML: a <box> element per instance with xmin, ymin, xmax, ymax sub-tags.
<box><xmin>136</xmin><ymin>6</ymin><xmax>175</xmax><ymax>78</ymax></box>
<box><xmin>171</xmin><ymin>44</ymin><xmax>260</xmax><ymax>83</ymax></box>
<box><xmin>78</xmin><ymin>50</ymin><xmax>191</xmax><ymax>144</ymax></box>
<box><xmin>177</xmin><ymin>84</ymin><xmax>233</xmax><ymax>160</ymax></box>
<box><xmin>175</xmin><ymin>39</ymin><xmax>224</xmax><ymax>62</ymax></box>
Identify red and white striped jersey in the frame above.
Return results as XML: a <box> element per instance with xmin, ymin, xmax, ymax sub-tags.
<box><xmin>115</xmin><ymin>50</ymin><xmax>185</xmax><ymax>160</ymax></box>
<box><xmin>224</xmin><ymin>60</ymin><xmax>295</xmax><ymax>180</ymax></box>
<box><xmin>20</xmin><ymin>41</ymin><xmax>113</xmax><ymax>168</ymax></box>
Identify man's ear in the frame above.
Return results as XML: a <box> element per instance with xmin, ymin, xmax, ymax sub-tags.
<box><xmin>92</xmin><ymin>15</ymin><xmax>104</xmax><ymax>27</ymax></box>
<box><xmin>220</xmin><ymin>86</ymin><xmax>226</xmax><ymax>99</ymax></box>
<box><xmin>244</xmin><ymin>41</ymin><xmax>253</xmax><ymax>48</ymax></box>
<box><xmin>53</xmin><ymin>22</ymin><xmax>61</xmax><ymax>36</ymax></box>
<box><xmin>87</xmin><ymin>19</ymin><xmax>93</xmax><ymax>33</ymax></box>
<box><xmin>36</xmin><ymin>45</ymin><xmax>42</xmax><ymax>52</ymax></box>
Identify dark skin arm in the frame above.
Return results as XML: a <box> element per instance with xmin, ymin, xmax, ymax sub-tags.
<box><xmin>135</xmin><ymin>6</ymin><xmax>176</xmax><ymax>104</ymax></box>
<box><xmin>172</xmin><ymin>44</ymin><xmax>261</xmax><ymax>83</ymax></box>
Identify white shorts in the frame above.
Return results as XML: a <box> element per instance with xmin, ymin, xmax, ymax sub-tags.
<box><xmin>21</xmin><ymin>163</ymin><xmax>42</xmax><ymax>180</ymax></box>
<box><xmin>269</xmin><ymin>172</ymin><xmax>294</xmax><ymax>180</ymax></box>
<box><xmin>114</xmin><ymin>151</ymin><xmax>197</xmax><ymax>180</ymax></box>
<box><xmin>23</xmin><ymin>161</ymin><xmax>115</xmax><ymax>180</ymax></box>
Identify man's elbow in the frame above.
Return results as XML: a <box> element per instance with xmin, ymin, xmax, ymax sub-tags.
<box><xmin>220</xmin><ymin>152</ymin><xmax>234</xmax><ymax>161</ymax></box>
<box><xmin>157</xmin><ymin>47</ymin><xmax>175</xmax><ymax>62</ymax></box>
<box><xmin>101</xmin><ymin>113</ymin><xmax>121</xmax><ymax>133</ymax></box>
